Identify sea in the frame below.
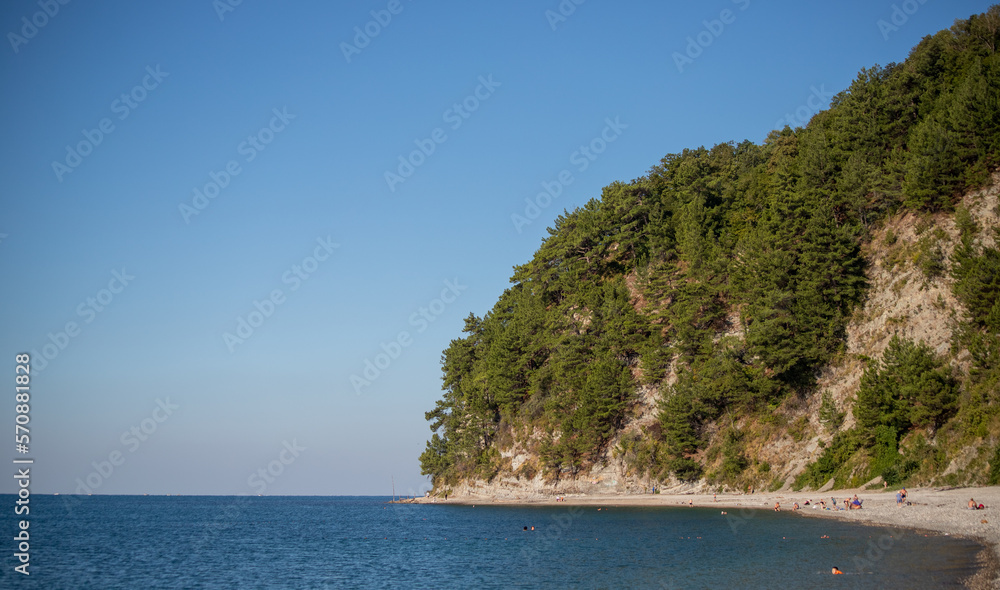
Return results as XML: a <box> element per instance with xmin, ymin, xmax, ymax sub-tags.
<box><xmin>0</xmin><ymin>495</ymin><xmax>985</xmax><ymax>589</ymax></box>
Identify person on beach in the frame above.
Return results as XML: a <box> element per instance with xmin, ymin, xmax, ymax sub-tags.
<box><xmin>774</xmin><ymin>502</ymin><xmax>780</xmax><ymax>512</ymax></box>
<box><xmin>792</xmin><ymin>502</ymin><xmax>799</xmax><ymax>511</ymax></box>
<box><xmin>896</xmin><ymin>491</ymin><xmax>902</xmax><ymax>506</ymax></box>
<box><xmin>970</xmin><ymin>498</ymin><xmax>977</xmax><ymax>509</ymax></box>
<box><xmin>900</xmin><ymin>488</ymin><xmax>907</xmax><ymax>503</ymax></box>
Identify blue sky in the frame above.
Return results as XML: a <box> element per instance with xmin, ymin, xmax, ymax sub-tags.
<box><xmin>0</xmin><ymin>0</ymin><xmax>990</xmax><ymax>496</ymax></box>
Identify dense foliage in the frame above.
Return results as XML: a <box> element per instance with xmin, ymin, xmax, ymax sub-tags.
<box><xmin>421</xmin><ymin>7</ymin><xmax>1000</xmax><ymax>490</ymax></box>
<box><xmin>854</xmin><ymin>336</ymin><xmax>958</xmax><ymax>436</ymax></box>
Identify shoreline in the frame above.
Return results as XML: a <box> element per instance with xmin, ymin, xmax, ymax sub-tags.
<box><xmin>408</xmin><ymin>485</ymin><xmax>1000</xmax><ymax>588</ymax></box>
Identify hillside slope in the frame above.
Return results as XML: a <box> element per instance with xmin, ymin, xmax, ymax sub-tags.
<box><xmin>419</xmin><ymin>6</ymin><xmax>1000</xmax><ymax>498</ymax></box>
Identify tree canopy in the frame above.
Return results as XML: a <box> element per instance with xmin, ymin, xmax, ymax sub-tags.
<box><xmin>420</xmin><ymin>6</ymin><xmax>1000</xmax><ymax>489</ymax></box>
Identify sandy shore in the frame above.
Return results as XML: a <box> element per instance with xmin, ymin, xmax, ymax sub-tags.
<box><xmin>409</xmin><ymin>485</ymin><xmax>1000</xmax><ymax>588</ymax></box>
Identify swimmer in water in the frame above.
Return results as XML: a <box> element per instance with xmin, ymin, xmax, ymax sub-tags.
<box><xmin>832</xmin><ymin>567</ymin><xmax>843</xmax><ymax>575</ymax></box>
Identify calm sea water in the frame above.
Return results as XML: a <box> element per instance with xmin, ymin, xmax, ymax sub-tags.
<box><xmin>0</xmin><ymin>495</ymin><xmax>983</xmax><ymax>589</ymax></box>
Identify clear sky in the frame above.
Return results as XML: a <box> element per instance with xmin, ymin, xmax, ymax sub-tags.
<box><xmin>0</xmin><ymin>0</ymin><xmax>990</xmax><ymax>496</ymax></box>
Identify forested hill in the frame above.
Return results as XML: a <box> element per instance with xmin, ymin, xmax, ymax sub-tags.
<box><xmin>420</xmin><ymin>7</ymin><xmax>1000</xmax><ymax>496</ymax></box>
